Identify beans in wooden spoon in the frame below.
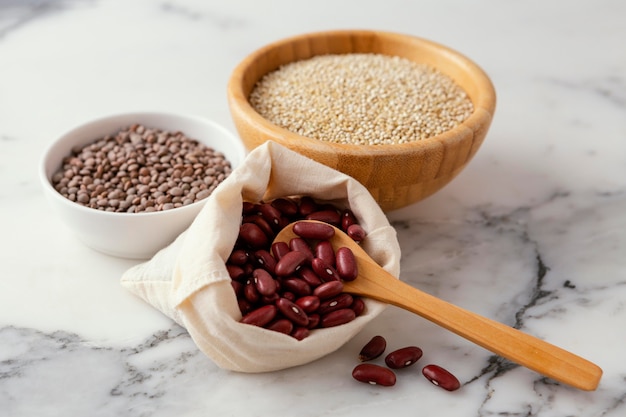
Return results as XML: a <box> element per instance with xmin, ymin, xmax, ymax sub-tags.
<box><xmin>273</xmin><ymin>220</ymin><xmax>603</xmax><ymax>391</ymax></box>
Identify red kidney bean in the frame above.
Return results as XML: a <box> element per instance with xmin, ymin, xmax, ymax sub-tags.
<box><xmin>276</xmin><ymin>297</ymin><xmax>309</xmax><ymax>327</ymax></box>
<box><xmin>335</xmin><ymin>247</ymin><xmax>358</xmax><ymax>281</ymax></box>
<box><xmin>385</xmin><ymin>346</ymin><xmax>423</xmax><ymax>369</ymax></box>
<box><xmin>293</xmin><ymin>221</ymin><xmax>335</xmax><ymax>241</ymax></box>
<box><xmin>318</xmin><ymin>203</ymin><xmax>341</xmax><ymax>212</ymax></box>
<box><xmin>242</xmin><ymin>201</ymin><xmax>257</xmax><ymax>215</ymax></box>
<box><xmin>291</xmin><ymin>326</ymin><xmax>310</xmax><ymax>341</ymax></box>
<box><xmin>341</xmin><ymin>209</ymin><xmax>357</xmax><ymax>232</ymax></box>
<box><xmin>231</xmin><ymin>280</ymin><xmax>244</xmax><ymax>297</ymax></box>
<box><xmin>298</xmin><ymin>266</ymin><xmax>323</xmax><ymax>287</ymax></box>
<box><xmin>228</xmin><ymin>249</ymin><xmax>249</xmax><ymax>265</ymax></box>
<box><xmin>313</xmin><ymin>280</ymin><xmax>344</xmax><ymax>299</ymax></box>
<box><xmin>238</xmin><ymin>298</ymin><xmax>253</xmax><ymax>316</ymax></box>
<box><xmin>239</xmin><ymin>223</ymin><xmax>269</xmax><ymax>249</ymax></box>
<box><xmin>257</xmin><ymin>216</ymin><xmax>277</xmax><ymax>238</ymax></box>
<box><xmin>315</xmin><ymin>240</ymin><xmax>336</xmax><ymax>267</ymax></box>
<box><xmin>422</xmin><ymin>364</ymin><xmax>461</xmax><ymax>391</ymax></box>
<box><xmin>275</xmin><ymin>250</ymin><xmax>309</xmax><ymax>277</ymax></box>
<box><xmin>271</xmin><ymin>241</ymin><xmax>290</xmax><ymax>260</ymax></box>
<box><xmin>261</xmin><ymin>293</ymin><xmax>280</xmax><ymax>304</ymax></box>
<box><xmin>260</xmin><ymin>203</ymin><xmax>286</xmax><ymax>230</ymax></box>
<box><xmin>306</xmin><ymin>313</ymin><xmax>320</xmax><ymax>329</ymax></box>
<box><xmin>298</xmin><ymin>196</ymin><xmax>318</xmax><ymax>216</ymax></box>
<box><xmin>240</xmin><ymin>208</ymin><xmax>259</xmax><ymax>222</ymax></box>
<box><xmin>241</xmin><ymin>304</ymin><xmax>277</xmax><ymax>326</ymax></box>
<box><xmin>358</xmin><ymin>335</ymin><xmax>387</xmax><ymax>362</ymax></box>
<box><xmin>351</xmin><ymin>297</ymin><xmax>366</xmax><ymax>316</ymax></box>
<box><xmin>226</xmin><ymin>264</ymin><xmax>246</xmax><ymax>281</ymax></box>
<box><xmin>311</xmin><ymin>258</ymin><xmax>341</xmax><ymax>282</ymax></box>
<box><xmin>306</xmin><ymin>209</ymin><xmax>341</xmax><ymax>226</ymax></box>
<box><xmin>253</xmin><ymin>268</ymin><xmax>277</xmax><ymax>297</ymax></box>
<box><xmin>277</xmin><ymin>215</ymin><xmax>290</xmax><ymax>230</ymax></box>
<box><xmin>346</xmin><ymin>224</ymin><xmax>366</xmax><ymax>242</ymax></box>
<box><xmin>289</xmin><ymin>238</ymin><xmax>314</xmax><ymax>262</ymax></box>
<box><xmin>280</xmin><ymin>277</ymin><xmax>312</xmax><ymax>296</ymax></box>
<box><xmin>242</xmin><ymin>215</ymin><xmax>275</xmax><ymax>240</ymax></box>
<box><xmin>242</xmin><ymin>262</ymin><xmax>254</xmax><ymax>277</ymax></box>
<box><xmin>253</xmin><ymin>249</ymin><xmax>277</xmax><ymax>274</ymax></box>
<box><xmin>282</xmin><ymin>291</ymin><xmax>296</xmax><ymax>302</ymax></box>
<box><xmin>244</xmin><ymin>279</ymin><xmax>261</xmax><ymax>303</ymax></box>
<box><xmin>352</xmin><ymin>364</ymin><xmax>396</xmax><ymax>387</ymax></box>
<box><xmin>271</xmin><ymin>197</ymin><xmax>299</xmax><ymax>216</ymax></box>
<box><xmin>295</xmin><ymin>295</ymin><xmax>320</xmax><ymax>313</ymax></box>
<box><xmin>266</xmin><ymin>318</ymin><xmax>294</xmax><ymax>335</ymax></box>
<box><xmin>321</xmin><ymin>308</ymin><xmax>356</xmax><ymax>327</ymax></box>
<box><xmin>318</xmin><ymin>293</ymin><xmax>353</xmax><ymax>315</ymax></box>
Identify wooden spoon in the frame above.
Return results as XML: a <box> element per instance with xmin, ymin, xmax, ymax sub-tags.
<box><xmin>274</xmin><ymin>221</ymin><xmax>602</xmax><ymax>391</ymax></box>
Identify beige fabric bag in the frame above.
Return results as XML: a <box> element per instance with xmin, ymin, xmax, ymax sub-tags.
<box><xmin>121</xmin><ymin>141</ymin><xmax>401</xmax><ymax>372</ymax></box>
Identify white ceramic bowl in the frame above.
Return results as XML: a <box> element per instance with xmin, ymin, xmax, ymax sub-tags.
<box><xmin>40</xmin><ymin>112</ymin><xmax>247</xmax><ymax>259</ymax></box>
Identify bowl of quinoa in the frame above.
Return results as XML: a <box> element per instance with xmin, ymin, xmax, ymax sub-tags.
<box><xmin>40</xmin><ymin>112</ymin><xmax>246</xmax><ymax>259</ymax></box>
<box><xmin>227</xmin><ymin>30</ymin><xmax>496</xmax><ymax>211</ymax></box>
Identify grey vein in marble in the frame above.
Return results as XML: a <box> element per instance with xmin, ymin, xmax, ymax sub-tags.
<box><xmin>0</xmin><ymin>325</ymin><xmax>218</xmax><ymax>417</ymax></box>
<box><xmin>391</xmin><ymin>190</ymin><xmax>626</xmax><ymax>416</ymax></box>
<box><xmin>159</xmin><ymin>1</ymin><xmax>245</xmax><ymax>29</ymax></box>
<box><xmin>0</xmin><ymin>0</ymin><xmax>94</xmax><ymax>39</ymax></box>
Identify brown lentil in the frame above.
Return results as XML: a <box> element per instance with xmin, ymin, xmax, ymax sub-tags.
<box><xmin>249</xmin><ymin>53</ymin><xmax>474</xmax><ymax>145</ymax></box>
<box><xmin>51</xmin><ymin>124</ymin><xmax>232</xmax><ymax>213</ymax></box>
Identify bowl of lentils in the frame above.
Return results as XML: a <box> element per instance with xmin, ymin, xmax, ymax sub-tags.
<box><xmin>40</xmin><ymin>112</ymin><xmax>246</xmax><ymax>259</ymax></box>
<box><xmin>227</xmin><ymin>30</ymin><xmax>496</xmax><ymax>212</ymax></box>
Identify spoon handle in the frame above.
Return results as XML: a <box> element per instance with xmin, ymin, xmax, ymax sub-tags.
<box><xmin>346</xmin><ymin>261</ymin><xmax>602</xmax><ymax>391</ymax></box>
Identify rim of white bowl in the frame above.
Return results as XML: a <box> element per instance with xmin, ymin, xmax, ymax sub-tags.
<box><xmin>39</xmin><ymin>111</ymin><xmax>247</xmax><ymax>217</ymax></box>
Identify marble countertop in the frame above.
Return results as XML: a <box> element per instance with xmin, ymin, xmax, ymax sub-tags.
<box><xmin>2</xmin><ymin>0</ymin><xmax>625</xmax><ymax>415</ymax></box>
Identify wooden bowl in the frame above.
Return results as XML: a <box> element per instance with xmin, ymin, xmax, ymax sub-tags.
<box><xmin>227</xmin><ymin>30</ymin><xmax>496</xmax><ymax>212</ymax></box>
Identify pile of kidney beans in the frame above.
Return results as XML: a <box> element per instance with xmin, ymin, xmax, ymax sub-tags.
<box><xmin>353</xmin><ymin>335</ymin><xmax>461</xmax><ymax>391</ymax></box>
<box><xmin>226</xmin><ymin>196</ymin><xmax>368</xmax><ymax>341</ymax></box>
<box><xmin>226</xmin><ymin>196</ymin><xmax>460</xmax><ymax>391</ymax></box>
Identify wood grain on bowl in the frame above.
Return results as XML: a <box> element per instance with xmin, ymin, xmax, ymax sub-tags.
<box><xmin>228</xmin><ymin>30</ymin><xmax>496</xmax><ymax>211</ymax></box>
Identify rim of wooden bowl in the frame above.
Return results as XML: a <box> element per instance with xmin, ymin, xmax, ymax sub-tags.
<box><xmin>227</xmin><ymin>29</ymin><xmax>496</xmax><ymax>158</ymax></box>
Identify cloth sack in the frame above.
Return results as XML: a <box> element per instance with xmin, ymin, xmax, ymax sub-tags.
<box><xmin>121</xmin><ymin>141</ymin><xmax>401</xmax><ymax>372</ymax></box>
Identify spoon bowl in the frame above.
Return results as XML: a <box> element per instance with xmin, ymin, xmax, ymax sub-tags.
<box><xmin>274</xmin><ymin>220</ymin><xmax>602</xmax><ymax>391</ymax></box>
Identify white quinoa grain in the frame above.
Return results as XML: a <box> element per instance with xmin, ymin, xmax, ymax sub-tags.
<box><xmin>249</xmin><ymin>53</ymin><xmax>474</xmax><ymax>145</ymax></box>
